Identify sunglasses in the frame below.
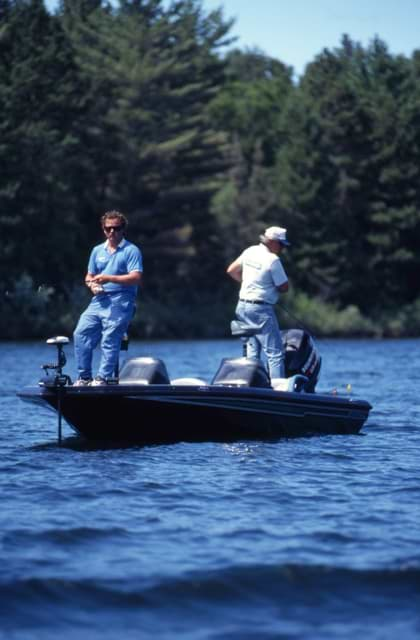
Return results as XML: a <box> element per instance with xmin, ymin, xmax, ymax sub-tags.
<box><xmin>104</xmin><ymin>225</ymin><xmax>124</xmax><ymax>233</ymax></box>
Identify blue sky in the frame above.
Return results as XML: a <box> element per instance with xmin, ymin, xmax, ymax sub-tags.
<box><xmin>44</xmin><ymin>0</ymin><xmax>420</xmax><ymax>78</ymax></box>
<box><xmin>201</xmin><ymin>0</ymin><xmax>420</xmax><ymax>77</ymax></box>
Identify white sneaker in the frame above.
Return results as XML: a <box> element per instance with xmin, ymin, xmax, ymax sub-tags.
<box><xmin>91</xmin><ymin>377</ymin><xmax>107</xmax><ymax>386</ymax></box>
<box><xmin>73</xmin><ymin>378</ymin><xmax>92</xmax><ymax>387</ymax></box>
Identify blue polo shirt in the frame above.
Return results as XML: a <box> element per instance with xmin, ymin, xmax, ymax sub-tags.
<box><xmin>88</xmin><ymin>238</ymin><xmax>143</xmax><ymax>299</ymax></box>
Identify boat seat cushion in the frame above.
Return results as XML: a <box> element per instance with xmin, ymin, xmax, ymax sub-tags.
<box><xmin>171</xmin><ymin>377</ymin><xmax>207</xmax><ymax>386</ymax></box>
<box><xmin>272</xmin><ymin>374</ymin><xmax>309</xmax><ymax>392</ymax></box>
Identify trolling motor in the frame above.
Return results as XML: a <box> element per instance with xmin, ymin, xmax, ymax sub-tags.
<box><xmin>39</xmin><ymin>336</ymin><xmax>72</xmax><ymax>445</ymax></box>
<box><xmin>39</xmin><ymin>336</ymin><xmax>72</xmax><ymax>388</ymax></box>
<box><xmin>39</xmin><ymin>332</ymin><xmax>129</xmax><ymax>384</ymax></box>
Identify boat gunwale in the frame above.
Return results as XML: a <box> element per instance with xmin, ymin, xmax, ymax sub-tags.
<box><xmin>18</xmin><ymin>383</ymin><xmax>372</xmax><ymax>411</ymax></box>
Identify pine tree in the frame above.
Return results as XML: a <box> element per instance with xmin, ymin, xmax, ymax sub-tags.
<box><xmin>274</xmin><ymin>35</ymin><xmax>420</xmax><ymax>313</ymax></box>
<box><xmin>62</xmin><ymin>0</ymin><xmax>232</xmax><ymax>294</ymax></box>
<box><xmin>0</xmin><ymin>0</ymin><xmax>85</xmax><ymax>291</ymax></box>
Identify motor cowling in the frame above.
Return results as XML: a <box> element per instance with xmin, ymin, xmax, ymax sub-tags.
<box><xmin>282</xmin><ymin>329</ymin><xmax>321</xmax><ymax>392</ymax></box>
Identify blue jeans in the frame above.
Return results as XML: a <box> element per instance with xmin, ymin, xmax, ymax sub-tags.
<box><xmin>235</xmin><ymin>300</ymin><xmax>285</xmax><ymax>379</ymax></box>
<box><xmin>73</xmin><ymin>293</ymin><xmax>135</xmax><ymax>379</ymax></box>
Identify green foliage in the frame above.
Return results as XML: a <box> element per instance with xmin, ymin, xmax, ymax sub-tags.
<box><xmin>375</xmin><ymin>299</ymin><xmax>420</xmax><ymax>337</ymax></box>
<box><xmin>274</xmin><ymin>35</ymin><xmax>420</xmax><ymax>313</ymax></box>
<box><xmin>2</xmin><ymin>10</ymin><xmax>420</xmax><ymax>339</ymax></box>
<box><xmin>0</xmin><ymin>274</ymin><xmax>91</xmax><ymax>339</ymax></box>
<box><xmin>282</xmin><ymin>291</ymin><xmax>377</xmax><ymax>337</ymax></box>
<box><xmin>210</xmin><ymin>47</ymin><xmax>293</xmax><ymax>167</ymax></box>
<box><xmin>0</xmin><ymin>274</ymin><xmax>55</xmax><ymax>338</ymax></box>
<box><xmin>0</xmin><ymin>0</ymin><xmax>87</xmax><ymax>290</ymax></box>
<box><xmin>61</xmin><ymin>0</ymin><xmax>231</xmax><ymax>293</ymax></box>
<box><xmin>208</xmin><ymin>49</ymin><xmax>294</xmax><ymax>264</ymax></box>
<box><xmin>136</xmin><ymin>289</ymin><xmax>233</xmax><ymax>339</ymax></box>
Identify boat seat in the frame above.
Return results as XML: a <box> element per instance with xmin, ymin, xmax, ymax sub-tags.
<box><xmin>171</xmin><ymin>377</ymin><xmax>207</xmax><ymax>386</ymax></box>
<box><xmin>271</xmin><ymin>374</ymin><xmax>309</xmax><ymax>393</ymax></box>
<box><xmin>230</xmin><ymin>320</ymin><xmax>261</xmax><ymax>338</ymax></box>
<box><xmin>212</xmin><ymin>357</ymin><xmax>271</xmax><ymax>388</ymax></box>
<box><xmin>119</xmin><ymin>357</ymin><xmax>170</xmax><ymax>385</ymax></box>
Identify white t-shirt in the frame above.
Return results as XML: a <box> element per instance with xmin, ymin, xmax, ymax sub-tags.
<box><xmin>238</xmin><ymin>243</ymin><xmax>288</xmax><ymax>305</ymax></box>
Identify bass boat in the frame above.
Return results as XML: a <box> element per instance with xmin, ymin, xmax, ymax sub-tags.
<box><xmin>17</xmin><ymin>323</ymin><xmax>372</xmax><ymax>445</ymax></box>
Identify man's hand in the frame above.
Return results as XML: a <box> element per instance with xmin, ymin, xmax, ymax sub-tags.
<box><xmin>85</xmin><ymin>279</ymin><xmax>104</xmax><ymax>294</ymax></box>
<box><xmin>91</xmin><ymin>274</ymin><xmax>108</xmax><ymax>285</ymax></box>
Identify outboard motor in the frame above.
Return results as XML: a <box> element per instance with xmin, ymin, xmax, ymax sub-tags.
<box><xmin>282</xmin><ymin>329</ymin><xmax>321</xmax><ymax>392</ymax></box>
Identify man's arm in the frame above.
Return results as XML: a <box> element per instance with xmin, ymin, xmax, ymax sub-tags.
<box><xmin>91</xmin><ymin>271</ymin><xmax>142</xmax><ymax>286</ymax></box>
<box><xmin>226</xmin><ymin>258</ymin><xmax>242</xmax><ymax>283</ymax></box>
<box><xmin>277</xmin><ymin>281</ymin><xmax>289</xmax><ymax>293</ymax></box>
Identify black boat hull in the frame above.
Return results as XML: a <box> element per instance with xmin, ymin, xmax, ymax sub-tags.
<box><xmin>18</xmin><ymin>384</ymin><xmax>372</xmax><ymax>444</ymax></box>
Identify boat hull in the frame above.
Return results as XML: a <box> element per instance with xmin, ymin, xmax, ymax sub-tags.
<box><xmin>18</xmin><ymin>384</ymin><xmax>372</xmax><ymax>444</ymax></box>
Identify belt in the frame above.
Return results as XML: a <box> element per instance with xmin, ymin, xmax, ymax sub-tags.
<box><xmin>240</xmin><ymin>299</ymin><xmax>267</xmax><ymax>305</ymax></box>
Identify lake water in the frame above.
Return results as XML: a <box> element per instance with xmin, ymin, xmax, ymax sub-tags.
<box><xmin>0</xmin><ymin>337</ymin><xmax>419</xmax><ymax>639</ymax></box>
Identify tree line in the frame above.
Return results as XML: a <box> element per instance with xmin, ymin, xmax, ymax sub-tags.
<box><xmin>1</xmin><ymin>0</ymin><xmax>420</xmax><ymax>339</ymax></box>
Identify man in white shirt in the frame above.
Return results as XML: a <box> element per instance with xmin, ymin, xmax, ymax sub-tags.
<box><xmin>226</xmin><ymin>226</ymin><xmax>290</xmax><ymax>379</ymax></box>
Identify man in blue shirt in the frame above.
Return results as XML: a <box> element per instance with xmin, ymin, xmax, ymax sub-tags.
<box><xmin>73</xmin><ymin>211</ymin><xmax>143</xmax><ymax>385</ymax></box>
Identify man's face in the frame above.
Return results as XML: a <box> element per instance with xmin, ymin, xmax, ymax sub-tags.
<box><xmin>103</xmin><ymin>218</ymin><xmax>125</xmax><ymax>240</ymax></box>
<box><xmin>269</xmin><ymin>239</ymin><xmax>284</xmax><ymax>255</ymax></box>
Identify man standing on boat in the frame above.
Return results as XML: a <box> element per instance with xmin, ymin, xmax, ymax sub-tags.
<box><xmin>226</xmin><ymin>226</ymin><xmax>290</xmax><ymax>380</ymax></box>
<box><xmin>73</xmin><ymin>211</ymin><xmax>143</xmax><ymax>386</ymax></box>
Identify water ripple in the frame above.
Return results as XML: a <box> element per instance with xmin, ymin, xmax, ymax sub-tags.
<box><xmin>2</xmin><ymin>339</ymin><xmax>420</xmax><ymax>639</ymax></box>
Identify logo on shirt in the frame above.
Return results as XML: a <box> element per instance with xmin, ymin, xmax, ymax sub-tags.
<box><xmin>244</xmin><ymin>259</ymin><xmax>262</xmax><ymax>270</ymax></box>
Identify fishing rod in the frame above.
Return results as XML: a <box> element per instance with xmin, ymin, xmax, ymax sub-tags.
<box><xmin>278</xmin><ymin>302</ymin><xmax>318</xmax><ymax>340</ymax></box>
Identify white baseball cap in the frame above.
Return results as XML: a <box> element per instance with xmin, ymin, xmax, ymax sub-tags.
<box><xmin>261</xmin><ymin>226</ymin><xmax>290</xmax><ymax>246</ymax></box>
